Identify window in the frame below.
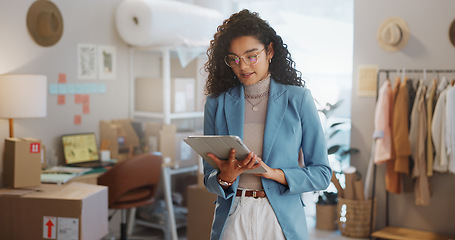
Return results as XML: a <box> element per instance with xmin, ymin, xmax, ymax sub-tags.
<box><xmin>233</xmin><ymin>0</ymin><xmax>354</xmax><ymax>216</ymax></box>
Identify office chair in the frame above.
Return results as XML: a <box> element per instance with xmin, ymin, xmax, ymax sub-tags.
<box><xmin>98</xmin><ymin>153</ymin><xmax>162</xmax><ymax>240</ymax></box>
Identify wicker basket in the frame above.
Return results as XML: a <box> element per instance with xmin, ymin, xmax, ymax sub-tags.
<box><xmin>336</xmin><ymin>197</ymin><xmax>376</xmax><ymax>238</ymax></box>
<box><xmin>316</xmin><ymin>203</ymin><xmax>338</xmax><ymax>230</ymax></box>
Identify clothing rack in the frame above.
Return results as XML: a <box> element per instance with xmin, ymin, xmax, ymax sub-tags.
<box><xmin>369</xmin><ymin>68</ymin><xmax>455</xmax><ymax>240</ymax></box>
<box><xmin>375</xmin><ymin>69</ymin><xmax>455</xmax><ymax>101</ymax></box>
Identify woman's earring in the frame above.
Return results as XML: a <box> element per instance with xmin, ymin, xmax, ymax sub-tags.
<box><xmin>269</xmin><ymin>59</ymin><xmax>272</xmax><ymax>63</ymax></box>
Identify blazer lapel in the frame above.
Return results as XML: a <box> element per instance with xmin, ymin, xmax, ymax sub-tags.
<box><xmin>224</xmin><ymin>85</ymin><xmax>245</xmax><ymax>139</ymax></box>
<box><xmin>262</xmin><ymin>79</ymin><xmax>288</xmax><ymax>162</ymax></box>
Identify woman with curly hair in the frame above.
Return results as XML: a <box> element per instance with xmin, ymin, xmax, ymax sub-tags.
<box><xmin>203</xmin><ymin>9</ymin><xmax>332</xmax><ymax>240</ymax></box>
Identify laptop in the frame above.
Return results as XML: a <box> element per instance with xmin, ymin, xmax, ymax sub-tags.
<box><xmin>62</xmin><ymin>132</ymin><xmax>113</xmax><ymax>168</ymax></box>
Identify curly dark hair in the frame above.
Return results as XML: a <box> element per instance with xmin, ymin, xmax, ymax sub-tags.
<box><xmin>204</xmin><ymin>9</ymin><xmax>304</xmax><ymax>97</ymax></box>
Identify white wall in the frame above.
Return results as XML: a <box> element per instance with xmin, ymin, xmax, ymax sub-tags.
<box><xmin>0</xmin><ymin>0</ymin><xmax>210</xmax><ymax>187</ymax></box>
<box><xmin>0</xmin><ymin>0</ymin><xmax>130</xmax><ymax>186</ymax></box>
<box><xmin>352</xmin><ymin>0</ymin><xmax>455</xmax><ymax>234</ymax></box>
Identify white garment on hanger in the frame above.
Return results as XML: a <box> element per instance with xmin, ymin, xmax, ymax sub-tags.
<box><xmin>435</xmin><ymin>76</ymin><xmax>449</xmax><ymax>97</ymax></box>
<box><xmin>432</xmin><ymin>88</ymin><xmax>449</xmax><ymax>172</ymax></box>
<box><xmin>446</xmin><ymin>85</ymin><xmax>455</xmax><ymax>174</ymax></box>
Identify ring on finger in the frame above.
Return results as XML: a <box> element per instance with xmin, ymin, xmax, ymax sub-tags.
<box><xmin>237</xmin><ymin>164</ymin><xmax>242</xmax><ymax>168</ymax></box>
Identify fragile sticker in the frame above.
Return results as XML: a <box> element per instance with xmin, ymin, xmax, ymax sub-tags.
<box><xmin>30</xmin><ymin>142</ymin><xmax>41</xmax><ymax>153</ymax></box>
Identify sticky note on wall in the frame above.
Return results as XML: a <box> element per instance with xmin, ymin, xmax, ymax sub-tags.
<box><xmin>57</xmin><ymin>95</ymin><xmax>65</xmax><ymax>105</ymax></box>
<box><xmin>74</xmin><ymin>115</ymin><xmax>82</xmax><ymax>125</ymax></box>
<box><xmin>58</xmin><ymin>73</ymin><xmax>67</xmax><ymax>83</ymax></box>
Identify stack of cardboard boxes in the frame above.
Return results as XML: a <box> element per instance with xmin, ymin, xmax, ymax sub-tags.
<box><xmin>1</xmin><ymin>138</ymin><xmax>108</xmax><ymax>239</ymax></box>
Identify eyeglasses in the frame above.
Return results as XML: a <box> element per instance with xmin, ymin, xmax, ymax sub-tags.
<box><xmin>224</xmin><ymin>48</ymin><xmax>265</xmax><ymax>68</ymax></box>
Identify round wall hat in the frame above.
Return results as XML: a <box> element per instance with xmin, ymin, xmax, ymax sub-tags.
<box><xmin>377</xmin><ymin>17</ymin><xmax>409</xmax><ymax>52</ymax></box>
<box><xmin>449</xmin><ymin>18</ymin><xmax>455</xmax><ymax>48</ymax></box>
<box><xmin>26</xmin><ymin>0</ymin><xmax>63</xmax><ymax>47</ymax></box>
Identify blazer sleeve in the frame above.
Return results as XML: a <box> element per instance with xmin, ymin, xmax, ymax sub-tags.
<box><xmin>281</xmin><ymin>89</ymin><xmax>332</xmax><ymax>195</ymax></box>
<box><xmin>202</xmin><ymin>95</ymin><xmax>237</xmax><ymax>199</ymax></box>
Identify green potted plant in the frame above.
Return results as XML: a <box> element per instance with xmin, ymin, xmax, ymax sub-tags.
<box><xmin>314</xmin><ymin>99</ymin><xmax>359</xmax><ymax>230</ymax></box>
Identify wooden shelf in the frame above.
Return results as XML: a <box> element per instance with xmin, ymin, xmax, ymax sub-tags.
<box><xmin>129</xmin><ymin>46</ymin><xmax>204</xmax><ymax>240</ymax></box>
<box><xmin>371</xmin><ymin>227</ymin><xmax>453</xmax><ymax>240</ymax></box>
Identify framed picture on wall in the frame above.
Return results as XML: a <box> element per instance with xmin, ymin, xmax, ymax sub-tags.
<box><xmin>77</xmin><ymin>44</ymin><xmax>97</xmax><ymax>80</ymax></box>
<box><xmin>98</xmin><ymin>45</ymin><xmax>116</xmax><ymax>80</ymax></box>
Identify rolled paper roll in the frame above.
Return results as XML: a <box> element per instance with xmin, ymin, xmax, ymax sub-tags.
<box><xmin>343</xmin><ymin>166</ymin><xmax>357</xmax><ymax>200</ymax></box>
<box><xmin>116</xmin><ymin>0</ymin><xmax>223</xmax><ymax>47</ymax></box>
<box><xmin>354</xmin><ymin>179</ymin><xmax>365</xmax><ymax>200</ymax></box>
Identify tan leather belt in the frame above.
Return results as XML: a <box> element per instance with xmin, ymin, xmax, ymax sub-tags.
<box><xmin>236</xmin><ymin>189</ymin><xmax>266</xmax><ymax>198</ymax></box>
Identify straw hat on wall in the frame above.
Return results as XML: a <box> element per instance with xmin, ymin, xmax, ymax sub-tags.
<box><xmin>26</xmin><ymin>0</ymin><xmax>63</xmax><ymax>47</ymax></box>
<box><xmin>377</xmin><ymin>17</ymin><xmax>409</xmax><ymax>52</ymax></box>
<box><xmin>449</xmin><ymin>19</ymin><xmax>455</xmax><ymax>48</ymax></box>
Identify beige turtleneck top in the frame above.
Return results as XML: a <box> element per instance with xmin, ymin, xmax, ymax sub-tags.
<box><xmin>238</xmin><ymin>75</ymin><xmax>271</xmax><ymax>190</ymax></box>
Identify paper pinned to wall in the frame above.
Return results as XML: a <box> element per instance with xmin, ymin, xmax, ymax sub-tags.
<box><xmin>357</xmin><ymin>65</ymin><xmax>378</xmax><ymax>97</ymax></box>
<box><xmin>115</xmin><ymin>0</ymin><xmax>223</xmax><ymax>48</ymax></box>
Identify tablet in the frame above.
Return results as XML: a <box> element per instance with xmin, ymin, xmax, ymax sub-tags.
<box><xmin>183</xmin><ymin>135</ymin><xmax>266</xmax><ymax>174</ymax></box>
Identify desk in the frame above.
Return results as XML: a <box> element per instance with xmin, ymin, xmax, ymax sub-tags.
<box><xmin>70</xmin><ymin>163</ymin><xmax>199</xmax><ymax>240</ymax></box>
<box><xmin>69</xmin><ymin>167</ymin><xmax>108</xmax><ymax>184</ymax></box>
<box><xmin>69</xmin><ymin>172</ymin><xmax>103</xmax><ymax>184</ymax></box>
<box><xmin>41</xmin><ymin>165</ymin><xmax>110</xmax><ymax>185</ymax></box>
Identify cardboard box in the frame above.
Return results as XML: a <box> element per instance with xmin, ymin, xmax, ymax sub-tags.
<box><xmin>135</xmin><ymin>77</ymin><xmax>162</xmax><ymax>113</ymax></box>
<box><xmin>187</xmin><ymin>184</ymin><xmax>217</xmax><ymax>240</ymax></box>
<box><xmin>173</xmin><ymin>78</ymin><xmax>196</xmax><ymax>113</ymax></box>
<box><xmin>144</xmin><ymin>122</ymin><xmax>177</xmax><ymax>164</ymax></box>
<box><xmin>3</xmin><ymin>137</ymin><xmax>42</xmax><ymax>188</ymax></box>
<box><xmin>135</xmin><ymin>77</ymin><xmax>196</xmax><ymax>113</ymax></box>
<box><xmin>144</xmin><ymin>123</ymin><xmax>203</xmax><ymax>168</ymax></box>
<box><xmin>197</xmin><ymin>173</ymin><xmax>205</xmax><ymax>188</ymax></box>
<box><xmin>0</xmin><ymin>182</ymin><xmax>108</xmax><ymax>240</ymax></box>
<box><xmin>174</xmin><ymin>130</ymin><xmax>202</xmax><ymax>168</ymax></box>
<box><xmin>99</xmin><ymin>119</ymin><xmax>140</xmax><ymax>162</ymax></box>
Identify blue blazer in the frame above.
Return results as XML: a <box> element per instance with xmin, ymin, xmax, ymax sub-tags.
<box><xmin>203</xmin><ymin>78</ymin><xmax>332</xmax><ymax>240</ymax></box>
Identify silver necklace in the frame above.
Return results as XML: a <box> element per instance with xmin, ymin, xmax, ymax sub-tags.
<box><xmin>244</xmin><ymin>90</ymin><xmax>269</xmax><ymax>99</ymax></box>
<box><xmin>244</xmin><ymin>90</ymin><xmax>269</xmax><ymax>112</ymax></box>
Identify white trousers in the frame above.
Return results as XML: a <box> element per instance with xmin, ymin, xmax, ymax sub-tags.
<box><xmin>220</xmin><ymin>191</ymin><xmax>286</xmax><ymax>240</ymax></box>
